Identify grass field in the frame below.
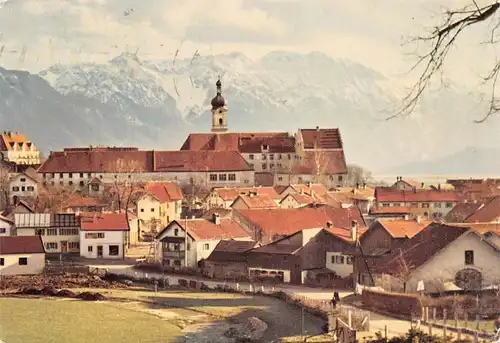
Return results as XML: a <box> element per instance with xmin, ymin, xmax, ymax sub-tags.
<box><xmin>0</xmin><ymin>297</ymin><xmax>183</xmax><ymax>343</ymax></box>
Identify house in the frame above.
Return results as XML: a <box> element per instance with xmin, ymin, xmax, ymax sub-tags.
<box><xmin>279</xmin><ymin>192</ymin><xmax>319</xmax><ymax>209</ymax></box>
<box><xmin>80</xmin><ymin>213</ymin><xmax>129</xmax><ymax>259</ymax></box>
<box><xmin>1</xmin><ymin>199</ymin><xmax>35</xmax><ymax>219</ymax></box>
<box><xmin>0</xmin><ymin>214</ymin><xmax>14</xmax><ymax>236</ymax></box>
<box><xmin>329</xmin><ymin>185</ymin><xmax>375</xmax><ymax>214</ymax></box>
<box><xmin>464</xmin><ymin>196</ymin><xmax>500</xmax><ymax>223</ymax></box>
<box><xmin>444</xmin><ymin>202</ymin><xmax>483</xmax><ymax>223</ymax></box>
<box><xmin>15</xmin><ymin>213</ymin><xmax>80</xmax><ymax>254</ymax></box>
<box><xmin>233</xmin><ymin>205</ymin><xmax>366</xmax><ymax>244</ymax></box>
<box><xmin>0</xmin><ymin>236</ymin><xmax>45</xmax><ymax>275</ymax></box>
<box><xmin>155</xmin><ymin>214</ymin><xmax>252</xmax><ymax>269</ymax></box>
<box><xmin>365</xmin><ymin>207</ymin><xmax>412</xmax><ymax>227</ymax></box>
<box><xmin>0</xmin><ymin>131</ymin><xmax>41</xmax><ymax>165</ymax></box>
<box><xmin>356</xmin><ymin>223</ymin><xmax>500</xmax><ymax>293</ymax></box>
<box><xmin>136</xmin><ymin>182</ymin><xmax>183</xmax><ymax>238</ymax></box>
<box><xmin>8</xmin><ymin>167</ymin><xmax>41</xmax><ymax>203</ymax></box>
<box><xmin>359</xmin><ymin>219</ymin><xmax>432</xmax><ymax>255</ymax></box>
<box><xmin>279</xmin><ymin>183</ymin><xmax>329</xmax><ymax>200</ymax></box>
<box><xmin>202</xmin><ymin>240</ymin><xmax>259</xmax><ymax>280</ymax></box>
<box><xmin>375</xmin><ymin>187</ymin><xmax>459</xmax><ymax>219</ymax></box>
<box><xmin>230</xmin><ymin>193</ymin><xmax>279</xmax><ymax>210</ymax></box>
<box><xmin>37</xmin><ymin>147</ymin><xmax>254</xmax><ymax>189</ymax></box>
<box><xmin>205</xmin><ymin>186</ymin><xmax>280</xmax><ymax>210</ymax></box>
<box><xmin>63</xmin><ymin>195</ymin><xmax>106</xmax><ymax>214</ymax></box>
<box><xmin>391</xmin><ymin>177</ymin><xmax>424</xmax><ymax>191</ymax></box>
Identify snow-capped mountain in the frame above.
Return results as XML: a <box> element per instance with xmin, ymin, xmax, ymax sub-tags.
<box><xmin>1</xmin><ymin>51</ymin><xmax>498</xmax><ymax>171</ymax></box>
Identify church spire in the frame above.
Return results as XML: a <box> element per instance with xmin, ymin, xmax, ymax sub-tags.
<box><xmin>210</xmin><ymin>76</ymin><xmax>228</xmax><ymax>133</ymax></box>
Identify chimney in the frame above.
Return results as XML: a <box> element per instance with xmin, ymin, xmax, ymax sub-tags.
<box><xmin>316</xmin><ymin>126</ymin><xmax>320</xmax><ymax>132</ymax></box>
<box><xmin>326</xmin><ymin>221</ymin><xmax>333</xmax><ymax>229</ymax></box>
<box><xmin>350</xmin><ymin>220</ymin><xmax>358</xmax><ymax>242</ymax></box>
<box><xmin>191</xmin><ymin>215</ymin><xmax>196</xmax><ymax>219</ymax></box>
<box><xmin>438</xmin><ymin>184</ymin><xmax>441</xmax><ymax>191</ymax></box>
<box><xmin>421</xmin><ymin>182</ymin><xmax>425</xmax><ymax>189</ymax></box>
<box><xmin>356</xmin><ymin>182</ymin><xmax>360</xmax><ymax>189</ymax></box>
<box><xmin>363</xmin><ymin>183</ymin><xmax>366</xmax><ymax>190</ymax></box>
<box><xmin>416</xmin><ymin>215</ymin><xmax>421</xmax><ymax>224</ymax></box>
<box><xmin>212</xmin><ymin>213</ymin><xmax>221</xmax><ymax>225</ymax></box>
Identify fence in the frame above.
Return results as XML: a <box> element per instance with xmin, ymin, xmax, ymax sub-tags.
<box><xmin>44</xmin><ymin>260</ymin><xmax>88</xmax><ymax>275</ymax></box>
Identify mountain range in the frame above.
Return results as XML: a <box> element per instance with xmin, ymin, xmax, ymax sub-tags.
<box><xmin>1</xmin><ymin>51</ymin><xmax>498</xmax><ymax>173</ymax></box>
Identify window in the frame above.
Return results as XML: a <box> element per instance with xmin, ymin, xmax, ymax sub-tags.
<box><xmin>346</xmin><ymin>256</ymin><xmax>354</xmax><ymax>265</ymax></box>
<box><xmin>51</xmin><ymin>181</ymin><xmax>55</xmax><ymax>186</ymax></box>
<box><xmin>219</xmin><ymin>174</ymin><xmax>227</xmax><ymax>181</ymax></box>
<box><xmin>278</xmin><ymin>154</ymin><xmax>282</xmax><ymax>160</ymax></box>
<box><xmin>209</xmin><ymin>174</ymin><xmax>217</xmax><ymax>181</ymax></box>
<box><xmin>203</xmin><ymin>243</ymin><xmax>210</xmax><ymax>250</ymax></box>
<box><xmin>21</xmin><ymin>186</ymin><xmax>25</xmax><ymax>191</ymax></box>
<box><xmin>109</xmin><ymin>245</ymin><xmax>119</xmax><ymax>256</ymax></box>
<box><xmin>68</xmin><ymin>242</ymin><xmax>80</xmax><ymax>249</ymax></box>
<box><xmin>151</xmin><ymin>208</ymin><xmax>155</xmax><ymax>212</ymax></box>
<box><xmin>270</xmin><ymin>163</ymin><xmax>275</xmax><ymax>168</ymax></box>
<box><xmin>46</xmin><ymin>242</ymin><xmax>58</xmax><ymax>250</ymax></box>
<box><xmin>422</xmin><ymin>203</ymin><xmax>430</xmax><ymax>208</ymax></box>
<box><xmin>249</xmin><ymin>154</ymin><xmax>254</xmax><ymax>160</ymax></box>
<box><xmin>465</xmin><ymin>250</ymin><xmax>474</xmax><ymax>265</ymax></box>
<box><xmin>99</xmin><ymin>175</ymin><xmax>103</xmax><ymax>179</ymax></box>
<box><xmin>173</xmin><ymin>260</ymin><xmax>181</xmax><ymax>266</ymax></box>
<box><xmin>43</xmin><ymin>174</ymin><xmax>46</xmax><ymax>179</ymax></box>
<box><xmin>446</xmin><ymin>202</ymin><xmax>453</xmax><ymax>208</ymax></box>
<box><xmin>174</xmin><ymin>228</ymin><xmax>179</xmax><ymax>236</ymax></box>
<box><xmin>0</xmin><ymin>258</ymin><xmax>4</xmax><ymax>266</ymax></box>
<box><xmin>68</xmin><ymin>181</ymin><xmax>73</xmax><ymax>186</ymax></box>
<box><xmin>18</xmin><ymin>257</ymin><xmax>28</xmax><ymax>266</ymax></box>
<box><xmin>261</xmin><ymin>154</ymin><xmax>267</xmax><ymax>160</ymax></box>
<box><xmin>338</xmin><ymin>175</ymin><xmax>343</xmax><ymax>182</ymax></box>
<box><xmin>411</xmin><ymin>202</ymin><xmax>418</xmax><ymax>208</ymax></box>
<box><xmin>0</xmin><ymin>228</ymin><xmax>5</xmax><ymax>234</ymax></box>
<box><xmin>85</xmin><ymin>232</ymin><xmax>105</xmax><ymax>239</ymax></box>
<box><xmin>278</xmin><ymin>177</ymin><xmax>283</xmax><ymax>181</ymax></box>
<box><xmin>262</xmin><ymin>144</ymin><xmax>269</xmax><ymax>150</ymax></box>
<box><xmin>20</xmin><ymin>177</ymin><xmax>26</xmax><ymax>182</ymax></box>
<box><xmin>244</xmin><ymin>180</ymin><xmax>249</xmax><ymax>184</ymax></box>
<box><xmin>59</xmin><ymin>181</ymin><xmax>63</xmax><ymax>186</ymax></box>
<box><xmin>88</xmin><ymin>173</ymin><xmax>92</xmax><ymax>178</ymax></box>
<box><xmin>27</xmin><ymin>186</ymin><xmax>34</xmax><ymax>191</ymax></box>
<box><xmin>331</xmin><ymin>255</ymin><xmax>336</xmax><ymax>264</ymax></box>
<box><xmin>262</xmin><ymin>163</ymin><xmax>267</xmax><ymax>170</ymax></box>
<box><xmin>12</xmin><ymin>186</ymin><xmax>19</xmax><ymax>192</ymax></box>
<box><xmin>88</xmin><ymin>246</ymin><xmax>93</xmax><ymax>252</ymax></box>
<box><xmin>140</xmin><ymin>208</ymin><xmax>144</xmax><ymax>212</ymax></box>
<box><xmin>91</xmin><ymin>184</ymin><xmax>100</xmax><ymax>191</ymax></box>
<box><xmin>228</xmin><ymin>174</ymin><xmax>236</xmax><ymax>181</ymax></box>
<box><xmin>269</xmin><ymin>154</ymin><xmax>274</xmax><ymax>160</ymax></box>
<box><xmin>287</xmin><ymin>154</ymin><xmax>291</xmax><ymax>160</ymax></box>
<box><xmin>68</xmin><ymin>173</ymin><xmax>73</xmax><ymax>178</ymax></box>
<box><xmin>35</xmin><ymin>229</ymin><xmax>45</xmax><ymax>236</ymax></box>
<box><xmin>47</xmin><ymin>229</ymin><xmax>58</xmax><ymax>236</ymax></box>
<box><xmin>187</xmin><ymin>243</ymin><xmax>191</xmax><ymax>251</ymax></box>
<box><xmin>164</xmin><ymin>259</ymin><xmax>170</xmax><ymax>266</ymax></box>
<box><xmin>59</xmin><ymin>173</ymin><xmax>63</xmax><ymax>178</ymax></box>
<box><xmin>114</xmin><ymin>175</ymin><xmax>118</xmax><ymax>179</ymax></box>
<box><xmin>335</xmin><ymin>255</ymin><xmax>345</xmax><ymax>264</ymax></box>
<box><xmin>59</xmin><ymin>228</ymin><xmax>78</xmax><ymax>235</ymax></box>
<box><xmin>80</xmin><ymin>173</ymin><xmax>84</xmax><ymax>178</ymax></box>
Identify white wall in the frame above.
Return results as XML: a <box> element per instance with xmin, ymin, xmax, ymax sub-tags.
<box><xmin>79</xmin><ymin>230</ymin><xmax>126</xmax><ymax>259</ymax></box>
<box><xmin>9</xmin><ymin>174</ymin><xmax>38</xmax><ymax>201</ymax></box>
<box><xmin>0</xmin><ymin>219</ymin><xmax>13</xmax><ymax>236</ymax></box>
<box><xmin>0</xmin><ymin>253</ymin><xmax>45</xmax><ymax>275</ymax></box>
<box><xmin>195</xmin><ymin>239</ymin><xmax>221</xmax><ymax>262</ymax></box>
<box><xmin>16</xmin><ymin>228</ymin><xmax>80</xmax><ymax>253</ymax></box>
<box><xmin>325</xmin><ymin>252</ymin><xmax>354</xmax><ymax>277</ymax></box>
<box><xmin>407</xmin><ymin>232</ymin><xmax>500</xmax><ymax>292</ymax></box>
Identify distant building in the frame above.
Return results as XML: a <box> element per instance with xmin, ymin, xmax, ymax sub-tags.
<box><xmin>8</xmin><ymin>167</ymin><xmax>41</xmax><ymax>204</ymax></box>
<box><xmin>0</xmin><ymin>236</ymin><xmax>46</xmax><ymax>275</ymax></box>
<box><xmin>80</xmin><ymin>213</ymin><xmax>129</xmax><ymax>259</ymax></box>
<box><xmin>0</xmin><ymin>131</ymin><xmax>41</xmax><ymax>165</ymax></box>
<box><xmin>205</xmin><ymin>186</ymin><xmax>281</xmax><ymax>210</ymax></box>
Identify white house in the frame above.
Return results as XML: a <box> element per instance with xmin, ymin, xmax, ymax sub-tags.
<box><xmin>0</xmin><ymin>236</ymin><xmax>45</xmax><ymax>275</ymax></box>
<box><xmin>0</xmin><ymin>214</ymin><xmax>14</xmax><ymax>236</ymax></box>
<box><xmin>8</xmin><ymin>168</ymin><xmax>41</xmax><ymax>203</ymax></box>
<box><xmin>156</xmin><ymin>214</ymin><xmax>252</xmax><ymax>268</ymax></box>
<box><xmin>15</xmin><ymin>213</ymin><xmax>80</xmax><ymax>254</ymax></box>
<box><xmin>80</xmin><ymin>213</ymin><xmax>129</xmax><ymax>259</ymax></box>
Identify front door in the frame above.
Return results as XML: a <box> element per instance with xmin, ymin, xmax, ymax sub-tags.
<box><xmin>97</xmin><ymin>245</ymin><xmax>103</xmax><ymax>258</ymax></box>
<box><xmin>61</xmin><ymin>241</ymin><xmax>68</xmax><ymax>253</ymax></box>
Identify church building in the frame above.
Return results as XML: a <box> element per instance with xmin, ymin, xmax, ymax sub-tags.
<box><xmin>181</xmin><ymin>78</ymin><xmax>348</xmax><ymax>189</ymax></box>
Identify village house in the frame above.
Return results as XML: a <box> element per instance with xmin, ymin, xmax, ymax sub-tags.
<box><xmin>279</xmin><ymin>192</ymin><xmax>319</xmax><ymax>209</ymax></box>
<box><xmin>364</xmin><ymin>207</ymin><xmax>412</xmax><ymax>227</ymax></box>
<box><xmin>0</xmin><ymin>236</ymin><xmax>45</xmax><ymax>275</ymax></box>
<box><xmin>391</xmin><ymin>177</ymin><xmax>424</xmax><ymax>191</ymax></box>
<box><xmin>374</xmin><ymin>187</ymin><xmax>459</xmax><ymax>219</ymax></box>
<box><xmin>328</xmin><ymin>185</ymin><xmax>375</xmax><ymax>214</ymax></box>
<box><xmin>355</xmin><ymin>223</ymin><xmax>500</xmax><ymax>293</ymax></box>
<box><xmin>0</xmin><ymin>214</ymin><xmax>14</xmax><ymax>236</ymax></box>
<box><xmin>444</xmin><ymin>202</ymin><xmax>483</xmax><ymax>223</ymax></box>
<box><xmin>205</xmin><ymin>186</ymin><xmax>280</xmax><ymax>210</ymax></box>
<box><xmin>136</xmin><ymin>182</ymin><xmax>183</xmax><ymax>238</ymax></box>
<box><xmin>202</xmin><ymin>240</ymin><xmax>259</xmax><ymax>280</ymax></box>
<box><xmin>80</xmin><ymin>213</ymin><xmax>129</xmax><ymax>259</ymax></box>
<box><xmin>155</xmin><ymin>214</ymin><xmax>252</xmax><ymax>269</ymax></box>
<box><xmin>233</xmin><ymin>205</ymin><xmax>366</xmax><ymax>244</ymax></box>
<box><xmin>37</xmin><ymin>147</ymin><xmax>254</xmax><ymax>189</ymax></box>
<box><xmin>359</xmin><ymin>219</ymin><xmax>431</xmax><ymax>256</ymax></box>
<box><xmin>279</xmin><ymin>183</ymin><xmax>329</xmax><ymax>200</ymax></box>
<box><xmin>15</xmin><ymin>213</ymin><xmax>80</xmax><ymax>254</ymax></box>
<box><xmin>230</xmin><ymin>193</ymin><xmax>279</xmax><ymax>210</ymax></box>
<box><xmin>0</xmin><ymin>131</ymin><xmax>41</xmax><ymax>165</ymax></box>
<box><xmin>1</xmin><ymin>199</ymin><xmax>34</xmax><ymax>219</ymax></box>
<box><xmin>62</xmin><ymin>195</ymin><xmax>106</xmax><ymax>214</ymax></box>
<box><xmin>8</xmin><ymin>167</ymin><xmax>41</xmax><ymax>204</ymax></box>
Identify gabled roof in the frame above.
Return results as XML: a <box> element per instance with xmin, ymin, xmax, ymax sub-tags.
<box><xmin>0</xmin><ymin>132</ymin><xmax>38</xmax><ymax>152</ymax></box>
<box><xmin>444</xmin><ymin>202</ymin><xmax>483</xmax><ymax>222</ymax></box>
<box><xmin>465</xmin><ymin>196</ymin><xmax>500</xmax><ymax>223</ymax></box>
<box><xmin>281</xmin><ymin>192</ymin><xmax>317</xmax><ymax>206</ymax></box>
<box><xmin>143</xmin><ymin>182</ymin><xmax>183</xmax><ymax>203</ymax></box>
<box><xmin>0</xmin><ymin>214</ymin><xmax>14</xmax><ymax>225</ymax></box>
<box><xmin>232</xmin><ymin>194</ymin><xmax>279</xmax><ymax>209</ymax></box>
<box><xmin>288</xmin><ymin>183</ymin><xmax>329</xmax><ymax>196</ymax></box>
<box><xmin>80</xmin><ymin>213</ymin><xmax>128</xmax><ymax>231</ymax></box>
<box><xmin>0</xmin><ymin>236</ymin><xmax>45</xmax><ymax>255</ymax></box>
<box><xmin>449</xmin><ymin>222</ymin><xmax>500</xmax><ymax>235</ymax></box>
<box><xmin>207</xmin><ymin>240</ymin><xmax>258</xmax><ymax>262</ymax></box>
<box><xmin>375</xmin><ymin>219</ymin><xmax>431</xmax><ymax>239</ymax></box>
<box><xmin>11</xmin><ymin>167</ymin><xmax>41</xmax><ymax>183</ymax></box>
<box><xmin>211</xmin><ymin>187</ymin><xmax>280</xmax><ymax>201</ymax></box>
<box><xmin>235</xmin><ymin>205</ymin><xmax>366</xmax><ymax>238</ymax></box>
<box><xmin>325</xmin><ymin>226</ymin><xmax>367</xmax><ymax>242</ymax></box>
<box><xmin>299</xmin><ymin>128</ymin><xmax>343</xmax><ymax>150</ymax></box>
<box><xmin>394</xmin><ymin>179</ymin><xmax>422</xmax><ymax>189</ymax></box>
<box><xmin>64</xmin><ymin>195</ymin><xmax>105</xmax><ymax>209</ymax></box>
<box><xmin>375</xmin><ymin>187</ymin><xmax>459</xmax><ymax>202</ymax></box>
<box><xmin>157</xmin><ymin>218</ymin><xmax>250</xmax><ymax>241</ymax></box>
<box><xmin>154</xmin><ymin>150</ymin><xmax>252</xmax><ymax>172</ymax></box>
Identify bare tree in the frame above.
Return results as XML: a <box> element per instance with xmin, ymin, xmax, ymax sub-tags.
<box><xmin>397</xmin><ymin>2</ymin><xmax>500</xmax><ymax>122</ymax></box>
<box><xmin>0</xmin><ymin>164</ymin><xmax>11</xmax><ymax>209</ymax></box>
<box><xmin>33</xmin><ymin>185</ymin><xmax>77</xmax><ymax>212</ymax></box>
<box><xmin>346</xmin><ymin>165</ymin><xmax>372</xmax><ymax>187</ymax></box>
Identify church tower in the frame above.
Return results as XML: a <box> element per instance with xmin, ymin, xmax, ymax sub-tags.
<box><xmin>210</xmin><ymin>77</ymin><xmax>228</xmax><ymax>133</ymax></box>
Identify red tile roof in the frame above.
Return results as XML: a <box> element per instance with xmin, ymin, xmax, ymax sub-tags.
<box><xmin>299</xmin><ymin>128</ymin><xmax>343</xmax><ymax>149</ymax></box>
<box><xmin>64</xmin><ymin>195</ymin><xmax>104</xmax><ymax>208</ymax></box>
<box><xmin>233</xmin><ymin>194</ymin><xmax>279</xmax><ymax>209</ymax></box>
<box><xmin>444</xmin><ymin>202</ymin><xmax>483</xmax><ymax>222</ymax></box>
<box><xmin>0</xmin><ymin>132</ymin><xmax>38</xmax><ymax>152</ymax></box>
<box><xmin>255</xmin><ymin>172</ymin><xmax>275</xmax><ymax>187</ymax></box>
<box><xmin>80</xmin><ymin>213</ymin><xmax>129</xmax><ymax>231</ymax></box>
<box><xmin>0</xmin><ymin>236</ymin><xmax>45</xmax><ymax>254</ymax></box>
<box><xmin>213</xmin><ymin>187</ymin><xmax>281</xmax><ymax>201</ymax></box>
<box><xmin>144</xmin><ymin>182</ymin><xmax>183</xmax><ymax>203</ymax></box>
<box><xmin>284</xmin><ymin>192</ymin><xmax>318</xmax><ymax>205</ymax></box>
<box><xmin>326</xmin><ymin>226</ymin><xmax>367</xmax><ymax>242</ymax></box>
<box><xmin>291</xmin><ymin>151</ymin><xmax>347</xmax><ymax>175</ymax></box>
<box><xmin>289</xmin><ymin>183</ymin><xmax>329</xmax><ymax>196</ymax></box>
<box><xmin>375</xmin><ymin>187</ymin><xmax>459</xmax><ymax>202</ymax></box>
<box><xmin>377</xmin><ymin>219</ymin><xmax>432</xmax><ymax>239</ymax></box>
<box><xmin>369</xmin><ymin>206</ymin><xmax>412</xmax><ymax>215</ymax></box>
<box><xmin>167</xmin><ymin>218</ymin><xmax>250</xmax><ymax>241</ymax></box>
<box><xmin>449</xmin><ymin>222</ymin><xmax>500</xmax><ymax>235</ymax></box>
<box><xmin>154</xmin><ymin>151</ymin><xmax>251</xmax><ymax>172</ymax></box>
<box><xmin>394</xmin><ymin>179</ymin><xmax>422</xmax><ymax>189</ymax></box>
<box><xmin>235</xmin><ymin>205</ymin><xmax>366</xmax><ymax>238</ymax></box>
<box><xmin>465</xmin><ymin>196</ymin><xmax>500</xmax><ymax>223</ymax></box>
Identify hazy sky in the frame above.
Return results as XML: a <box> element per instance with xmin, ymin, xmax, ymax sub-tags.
<box><xmin>0</xmin><ymin>0</ymin><xmax>497</xmax><ymax>82</ymax></box>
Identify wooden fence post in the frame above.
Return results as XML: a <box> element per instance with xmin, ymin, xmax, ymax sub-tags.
<box><xmin>443</xmin><ymin>309</ymin><xmax>447</xmax><ymax>337</ymax></box>
<box><xmin>455</xmin><ymin>311</ymin><xmax>461</xmax><ymax>340</ymax></box>
<box><xmin>384</xmin><ymin>325</ymin><xmax>388</xmax><ymax>339</ymax></box>
<box><xmin>475</xmin><ymin>314</ymin><xmax>480</xmax><ymax>332</ymax></box>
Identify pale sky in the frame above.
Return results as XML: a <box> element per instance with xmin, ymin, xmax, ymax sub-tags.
<box><xmin>0</xmin><ymin>0</ymin><xmax>497</xmax><ymax>83</ymax></box>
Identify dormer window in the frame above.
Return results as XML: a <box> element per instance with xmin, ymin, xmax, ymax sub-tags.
<box><xmin>262</xmin><ymin>144</ymin><xmax>269</xmax><ymax>151</ymax></box>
